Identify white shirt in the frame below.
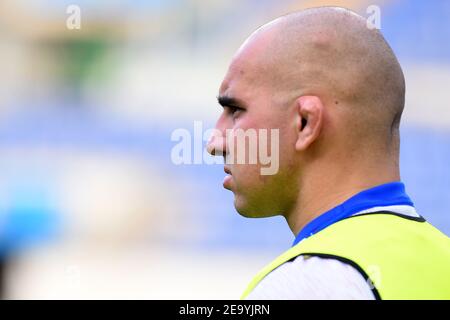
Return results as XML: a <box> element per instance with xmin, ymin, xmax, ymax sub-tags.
<box><xmin>246</xmin><ymin>205</ymin><xmax>420</xmax><ymax>300</ymax></box>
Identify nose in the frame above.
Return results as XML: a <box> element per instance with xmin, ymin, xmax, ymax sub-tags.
<box><xmin>206</xmin><ymin>129</ymin><xmax>226</xmax><ymax>157</ymax></box>
<box><xmin>207</xmin><ymin>113</ymin><xmax>230</xmax><ymax>157</ymax></box>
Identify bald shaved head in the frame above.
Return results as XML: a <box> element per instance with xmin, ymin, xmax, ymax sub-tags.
<box><xmin>233</xmin><ymin>6</ymin><xmax>405</xmax><ymax>150</ymax></box>
<box><xmin>210</xmin><ymin>7</ymin><xmax>405</xmax><ymax>224</ymax></box>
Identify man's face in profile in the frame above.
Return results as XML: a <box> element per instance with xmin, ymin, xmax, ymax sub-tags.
<box><xmin>208</xmin><ymin>42</ymin><xmax>300</xmax><ymax>218</ymax></box>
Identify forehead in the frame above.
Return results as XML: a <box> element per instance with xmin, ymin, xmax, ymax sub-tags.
<box><xmin>219</xmin><ymin>51</ymin><xmax>270</xmax><ymax>99</ymax></box>
<box><xmin>219</xmin><ymin>62</ymin><xmax>247</xmax><ymax>97</ymax></box>
<box><xmin>219</xmin><ymin>26</ymin><xmax>281</xmax><ymax>99</ymax></box>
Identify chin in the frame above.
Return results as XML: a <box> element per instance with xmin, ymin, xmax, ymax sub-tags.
<box><xmin>233</xmin><ymin>196</ymin><xmax>278</xmax><ymax>218</ymax></box>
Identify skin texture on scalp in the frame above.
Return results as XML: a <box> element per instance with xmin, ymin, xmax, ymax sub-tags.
<box><xmin>239</xmin><ymin>7</ymin><xmax>405</xmax><ymax>150</ymax></box>
<box><xmin>210</xmin><ymin>6</ymin><xmax>405</xmax><ymax>235</ymax></box>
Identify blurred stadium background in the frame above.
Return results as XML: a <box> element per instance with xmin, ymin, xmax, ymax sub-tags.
<box><xmin>0</xmin><ymin>0</ymin><xmax>449</xmax><ymax>299</ymax></box>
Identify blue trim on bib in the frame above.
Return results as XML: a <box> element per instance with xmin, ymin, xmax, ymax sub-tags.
<box><xmin>292</xmin><ymin>182</ymin><xmax>414</xmax><ymax>246</ymax></box>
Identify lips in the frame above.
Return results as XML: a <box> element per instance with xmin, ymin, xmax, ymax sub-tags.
<box><xmin>223</xmin><ymin>166</ymin><xmax>232</xmax><ymax>189</ymax></box>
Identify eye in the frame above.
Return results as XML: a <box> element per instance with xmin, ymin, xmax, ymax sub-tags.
<box><xmin>225</xmin><ymin>105</ymin><xmax>244</xmax><ymax>118</ymax></box>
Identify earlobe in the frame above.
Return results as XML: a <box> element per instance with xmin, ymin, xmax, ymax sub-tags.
<box><xmin>295</xmin><ymin>96</ymin><xmax>324</xmax><ymax>151</ymax></box>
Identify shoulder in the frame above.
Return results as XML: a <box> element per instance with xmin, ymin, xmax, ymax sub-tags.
<box><xmin>246</xmin><ymin>255</ymin><xmax>376</xmax><ymax>300</ymax></box>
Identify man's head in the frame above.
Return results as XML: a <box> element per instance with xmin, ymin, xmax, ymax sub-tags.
<box><xmin>207</xmin><ymin>7</ymin><xmax>405</xmax><ymax>219</ymax></box>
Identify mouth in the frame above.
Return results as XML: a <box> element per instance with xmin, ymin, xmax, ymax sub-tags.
<box><xmin>223</xmin><ymin>166</ymin><xmax>232</xmax><ymax>189</ymax></box>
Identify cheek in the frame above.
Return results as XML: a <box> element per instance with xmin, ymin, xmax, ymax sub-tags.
<box><xmin>230</xmin><ymin>107</ymin><xmax>297</xmax><ymax>171</ymax></box>
<box><xmin>232</xmin><ymin>163</ymin><xmax>260</xmax><ymax>185</ymax></box>
<box><xmin>232</xmin><ymin>117</ymin><xmax>257</xmax><ymax>132</ymax></box>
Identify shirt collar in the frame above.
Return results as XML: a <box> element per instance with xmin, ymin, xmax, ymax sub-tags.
<box><xmin>292</xmin><ymin>182</ymin><xmax>414</xmax><ymax>246</ymax></box>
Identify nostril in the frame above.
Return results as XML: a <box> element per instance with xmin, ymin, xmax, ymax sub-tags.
<box><xmin>206</xmin><ymin>142</ymin><xmax>216</xmax><ymax>156</ymax></box>
<box><xmin>207</xmin><ymin>132</ymin><xmax>227</xmax><ymax>156</ymax></box>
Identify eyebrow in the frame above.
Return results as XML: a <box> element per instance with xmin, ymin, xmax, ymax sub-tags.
<box><xmin>217</xmin><ymin>95</ymin><xmax>244</xmax><ymax>108</ymax></box>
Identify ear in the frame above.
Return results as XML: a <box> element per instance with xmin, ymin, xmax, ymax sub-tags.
<box><xmin>295</xmin><ymin>96</ymin><xmax>324</xmax><ymax>151</ymax></box>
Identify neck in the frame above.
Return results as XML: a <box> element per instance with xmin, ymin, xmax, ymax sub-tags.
<box><xmin>285</xmin><ymin>156</ymin><xmax>400</xmax><ymax>236</ymax></box>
